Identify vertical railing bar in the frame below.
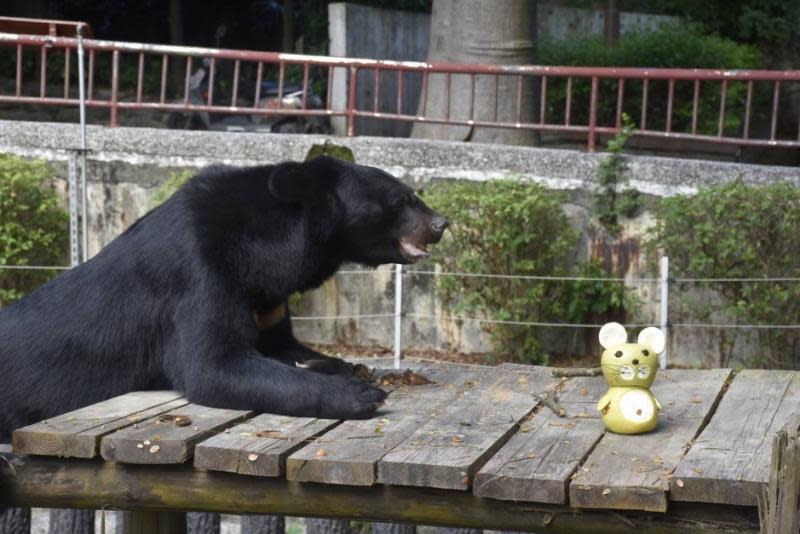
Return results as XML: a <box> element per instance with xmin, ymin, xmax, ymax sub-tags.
<box><xmin>539</xmin><ymin>75</ymin><xmax>547</xmax><ymax>125</ymax></box>
<box><xmin>396</xmin><ymin>68</ymin><xmax>403</xmax><ymax>115</ymax></box>
<box><xmin>565</xmin><ymin>77</ymin><xmax>573</xmax><ymax>126</ymax></box>
<box><xmin>588</xmin><ymin>76</ymin><xmax>598</xmax><ymax>152</ymax></box>
<box><xmin>110</xmin><ymin>49</ymin><xmax>119</xmax><ymax>127</ymax></box>
<box><xmin>691</xmin><ymin>79</ymin><xmax>699</xmax><ymax>134</ymax></box>
<box><xmin>278</xmin><ymin>62</ymin><xmax>285</xmax><ymax>100</ymax></box>
<box><xmin>326</xmin><ymin>65</ymin><xmax>333</xmax><ymax>109</ymax></box>
<box><xmin>254</xmin><ymin>61</ymin><xmax>263</xmax><ymax>108</ymax></box>
<box><xmin>445</xmin><ymin>72</ymin><xmax>451</xmax><ymax>121</ymax></box>
<box><xmin>493</xmin><ymin>74</ymin><xmax>499</xmax><ymax>122</ymax></box>
<box><xmin>346</xmin><ymin>66</ymin><xmax>357</xmax><ymax>136</ymax></box>
<box><xmin>421</xmin><ymin>70</ymin><xmax>428</xmax><ymax>116</ymax></box>
<box><xmin>770</xmin><ymin>80</ymin><xmax>780</xmax><ymax>141</ymax></box>
<box><xmin>302</xmin><ymin>63</ymin><xmax>309</xmax><ymax>110</ymax></box>
<box><xmin>159</xmin><ymin>54</ymin><xmax>167</xmax><ymax>104</ymax></box>
<box><xmin>640</xmin><ymin>79</ymin><xmax>649</xmax><ymax>130</ymax></box>
<box><xmin>63</xmin><ymin>47</ymin><xmax>71</xmax><ymax>99</ymax></box>
<box><xmin>231</xmin><ymin>59</ymin><xmax>240</xmax><ymax>107</ymax></box>
<box><xmin>666</xmin><ymin>78</ymin><xmax>674</xmax><ymax>133</ymax></box>
<box><xmin>207</xmin><ymin>57</ymin><xmax>216</xmax><ymax>106</ymax></box>
<box><xmin>136</xmin><ymin>52</ymin><xmax>144</xmax><ymax>104</ymax></box>
<box><xmin>39</xmin><ymin>45</ymin><xmax>46</xmax><ymax>98</ymax></box>
<box><xmin>515</xmin><ymin>74</ymin><xmax>523</xmax><ymax>124</ymax></box>
<box><xmin>615</xmin><ymin>78</ymin><xmax>624</xmax><ymax>129</ymax></box>
<box><xmin>183</xmin><ymin>56</ymin><xmax>192</xmax><ymax>106</ymax></box>
<box><xmin>15</xmin><ymin>44</ymin><xmax>23</xmax><ymax>97</ymax></box>
<box><xmin>469</xmin><ymin>73</ymin><xmax>475</xmax><ymax>121</ymax></box>
<box><xmin>373</xmin><ymin>68</ymin><xmax>379</xmax><ymax>112</ymax></box>
<box><xmin>743</xmin><ymin>80</ymin><xmax>753</xmax><ymax>140</ymax></box>
<box><xmin>88</xmin><ymin>49</ymin><xmax>94</xmax><ymax>101</ymax></box>
<box><xmin>717</xmin><ymin>79</ymin><xmax>728</xmax><ymax>138</ymax></box>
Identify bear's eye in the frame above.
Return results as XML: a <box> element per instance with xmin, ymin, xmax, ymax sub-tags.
<box><xmin>615</xmin><ymin>350</ymin><xmax>623</xmax><ymax>358</ymax></box>
<box><xmin>642</xmin><ymin>349</ymin><xmax>650</xmax><ymax>356</ymax></box>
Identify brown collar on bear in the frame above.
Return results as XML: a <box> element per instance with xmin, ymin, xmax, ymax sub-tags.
<box><xmin>252</xmin><ymin>303</ymin><xmax>287</xmax><ymax>331</ymax></box>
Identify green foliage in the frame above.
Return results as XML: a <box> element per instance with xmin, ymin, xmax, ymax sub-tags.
<box><xmin>539</xmin><ymin>25</ymin><xmax>763</xmax><ymax>136</ymax></box>
<box><xmin>151</xmin><ymin>170</ymin><xmax>194</xmax><ymax>208</ymax></box>
<box><xmin>647</xmin><ymin>182</ymin><xmax>800</xmax><ymax>368</ymax></box>
<box><xmin>305</xmin><ymin>142</ymin><xmax>355</xmax><ymax>163</ymax></box>
<box><xmin>594</xmin><ymin>113</ymin><xmax>639</xmax><ymax>233</ymax></box>
<box><xmin>422</xmin><ymin>178</ymin><xmax>633</xmax><ymax>363</ymax></box>
<box><xmin>0</xmin><ymin>155</ymin><xmax>68</xmax><ymax>306</ymax></box>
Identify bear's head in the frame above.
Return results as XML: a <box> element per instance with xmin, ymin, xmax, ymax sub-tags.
<box><xmin>598</xmin><ymin>322</ymin><xmax>666</xmax><ymax>388</ymax></box>
<box><xmin>269</xmin><ymin>156</ymin><xmax>448</xmax><ymax>266</ymax></box>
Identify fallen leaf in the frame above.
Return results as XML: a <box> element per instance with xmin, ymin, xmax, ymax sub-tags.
<box><xmin>316</xmin><ymin>448</ymin><xmax>327</xmax><ymax>457</ymax></box>
<box><xmin>691</xmin><ymin>395</ymin><xmax>702</xmax><ymax>404</ymax></box>
<box><xmin>452</xmin><ymin>436</ymin><xmax>464</xmax><ymax>444</ymax></box>
<box><xmin>156</xmin><ymin>414</ymin><xmax>192</xmax><ymax>427</ymax></box>
<box><xmin>579</xmin><ymin>388</ymin><xmax>589</xmax><ymax>397</ymax></box>
<box><xmin>256</xmin><ymin>430</ymin><xmax>288</xmax><ymax>439</ymax></box>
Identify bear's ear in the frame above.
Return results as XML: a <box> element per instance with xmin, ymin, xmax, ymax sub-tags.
<box><xmin>637</xmin><ymin>327</ymin><xmax>666</xmax><ymax>354</ymax></box>
<box><xmin>599</xmin><ymin>322</ymin><xmax>627</xmax><ymax>349</ymax></box>
<box><xmin>268</xmin><ymin>158</ymin><xmax>339</xmax><ymax>204</ymax></box>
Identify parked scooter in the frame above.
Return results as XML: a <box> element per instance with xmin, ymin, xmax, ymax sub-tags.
<box><xmin>165</xmin><ymin>59</ymin><xmax>330</xmax><ymax>134</ymax></box>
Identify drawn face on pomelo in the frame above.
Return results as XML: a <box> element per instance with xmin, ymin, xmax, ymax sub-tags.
<box><xmin>598</xmin><ymin>323</ymin><xmax>665</xmax><ymax>388</ymax></box>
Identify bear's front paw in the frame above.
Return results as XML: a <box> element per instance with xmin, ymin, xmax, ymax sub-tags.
<box><xmin>320</xmin><ymin>377</ymin><xmax>388</xmax><ymax>420</ymax></box>
<box><xmin>301</xmin><ymin>357</ymin><xmax>354</xmax><ymax>376</ymax></box>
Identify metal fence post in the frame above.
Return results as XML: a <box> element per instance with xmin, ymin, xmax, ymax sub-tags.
<box><xmin>659</xmin><ymin>256</ymin><xmax>669</xmax><ymax>369</ymax></box>
<box><xmin>346</xmin><ymin>66</ymin><xmax>357</xmax><ymax>136</ymax></box>
<box><xmin>394</xmin><ymin>264</ymin><xmax>402</xmax><ymax>369</ymax></box>
<box><xmin>67</xmin><ymin>153</ymin><xmax>80</xmax><ymax>268</ymax></box>
<box><xmin>77</xmin><ymin>23</ymin><xmax>89</xmax><ymax>262</ymax></box>
<box><xmin>587</xmin><ymin>75</ymin><xmax>598</xmax><ymax>152</ymax></box>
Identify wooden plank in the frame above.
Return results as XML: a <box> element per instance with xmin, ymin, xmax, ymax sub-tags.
<box><xmin>100</xmin><ymin>404</ymin><xmax>252</xmax><ymax>464</ymax></box>
<box><xmin>12</xmin><ymin>391</ymin><xmax>187</xmax><ymax>458</ymax></box>
<box><xmin>377</xmin><ymin>363</ymin><xmax>550</xmax><ymax>490</ymax></box>
<box><xmin>671</xmin><ymin>369</ymin><xmax>800</xmax><ymax>507</ymax></box>
<box><xmin>194</xmin><ymin>414</ymin><xmax>338</xmax><ymax>477</ymax></box>
<box><xmin>0</xmin><ymin>450</ymin><xmax>763</xmax><ymax>534</ymax></box>
<box><xmin>569</xmin><ymin>369</ymin><xmax>732</xmax><ymax>512</ymax></box>
<box><xmin>473</xmin><ymin>374</ymin><xmax>607</xmax><ymax>504</ymax></box>
<box><xmin>286</xmin><ymin>367</ymin><xmax>482</xmax><ymax>485</ymax></box>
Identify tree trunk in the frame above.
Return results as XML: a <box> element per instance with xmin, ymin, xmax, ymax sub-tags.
<box><xmin>187</xmin><ymin>511</ymin><xmax>220</xmax><ymax>534</ymax></box>
<box><xmin>48</xmin><ymin>508</ymin><xmax>95</xmax><ymax>534</ymax></box>
<box><xmin>0</xmin><ymin>508</ymin><xmax>30</xmax><ymax>534</ymax></box>
<box><xmin>371</xmin><ymin>522</ymin><xmax>415</xmax><ymax>534</ymax></box>
<box><xmin>604</xmin><ymin>0</ymin><xmax>620</xmax><ymax>48</ymax></box>
<box><xmin>306</xmin><ymin>518</ymin><xmax>353</xmax><ymax>534</ymax></box>
<box><xmin>241</xmin><ymin>514</ymin><xmax>286</xmax><ymax>534</ymax></box>
<box><xmin>411</xmin><ymin>0</ymin><xmax>537</xmax><ymax>145</ymax></box>
<box><xmin>282</xmin><ymin>0</ymin><xmax>295</xmax><ymax>52</ymax></box>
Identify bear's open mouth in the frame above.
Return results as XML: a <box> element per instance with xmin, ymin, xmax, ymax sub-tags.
<box><xmin>399</xmin><ymin>237</ymin><xmax>430</xmax><ymax>261</ymax></box>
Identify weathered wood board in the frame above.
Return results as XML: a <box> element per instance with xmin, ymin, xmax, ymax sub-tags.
<box><xmin>101</xmin><ymin>404</ymin><xmax>252</xmax><ymax>464</ymax></box>
<box><xmin>286</xmin><ymin>367</ymin><xmax>482</xmax><ymax>485</ymax></box>
<box><xmin>12</xmin><ymin>391</ymin><xmax>187</xmax><ymax>458</ymax></box>
<box><xmin>671</xmin><ymin>369</ymin><xmax>800</xmax><ymax>507</ymax></box>
<box><xmin>195</xmin><ymin>414</ymin><xmax>338</xmax><ymax>477</ymax></box>
<box><xmin>569</xmin><ymin>369</ymin><xmax>731</xmax><ymax>512</ymax></box>
<box><xmin>376</xmin><ymin>363</ymin><xmax>549</xmax><ymax>490</ymax></box>
<box><xmin>473</xmin><ymin>374</ymin><xmax>607</xmax><ymax>504</ymax></box>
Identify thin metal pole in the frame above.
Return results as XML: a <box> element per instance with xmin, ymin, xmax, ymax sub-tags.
<box><xmin>77</xmin><ymin>24</ymin><xmax>89</xmax><ymax>262</ymax></box>
<box><xmin>67</xmin><ymin>153</ymin><xmax>80</xmax><ymax>268</ymax></box>
<box><xmin>394</xmin><ymin>264</ymin><xmax>403</xmax><ymax>370</ymax></box>
<box><xmin>659</xmin><ymin>256</ymin><xmax>669</xmax><ymax>369</ymax></box>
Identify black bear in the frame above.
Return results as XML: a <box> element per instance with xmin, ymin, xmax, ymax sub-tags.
<box><xmin>0</xmin><ymin>156</ymin><xmax>448</xmax><ymax>440</ymax></box>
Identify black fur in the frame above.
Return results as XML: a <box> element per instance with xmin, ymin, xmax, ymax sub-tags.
<box><xmin>0</xmin><ymin>156</ymin><xmax>447</xmax><ymax>440</ymax></box>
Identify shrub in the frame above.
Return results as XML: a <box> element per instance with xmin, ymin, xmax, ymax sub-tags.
<box><xmin>0</xmin><ymin>155</ymin><xmax>68</xmax><ymax>306</ymax></box>
<box><xmin>151</xmin><ymin>170</ymin><xmax>194</xmax><ymax>208</ymax></box>
<box><xmin>422</xmin><ymin>178</ymin><xmax>633</xmax><ymax>363</ymax></box>
<box><xmin>647</xmin><ymin>182</ymin><xmax>800</xmax><ymax>368</ymax></box>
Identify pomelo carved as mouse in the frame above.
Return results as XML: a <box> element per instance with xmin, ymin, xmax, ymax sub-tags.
<box><xmin>596</xmin><ymin>322</ymin><xmax>666</xmax><ymax>434</ymax></box>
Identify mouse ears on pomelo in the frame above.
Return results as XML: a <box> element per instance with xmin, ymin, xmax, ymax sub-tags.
<box><xmin>598</xmin><ymin>322</ymin><xmax>666</xmax><ymax>354</ymax></box>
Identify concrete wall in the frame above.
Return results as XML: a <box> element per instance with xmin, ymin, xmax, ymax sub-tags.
<box><xmin>2</xmin><ymin>120</ymin><xmax>799</xmax><ymax>367</ymax></box>
<box><xmin>538</xmin><ymin>3</ymin><xmax>679</xmax><ymax>41</ymax></box>
<box><xmin>328</xmin><ymin>3</ymin><xmax>430</xmax><ymax>137</ymax></box>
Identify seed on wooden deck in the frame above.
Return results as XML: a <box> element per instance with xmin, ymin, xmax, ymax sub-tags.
<box><xmin>248</xmin><ymin>453</ymin><xmax>259</xmax><ymax>461</ymax></box>
<box><xmin>149</xmin><ymin>445</ymin><xmax>160</xmax><ymax>453</ymax></box>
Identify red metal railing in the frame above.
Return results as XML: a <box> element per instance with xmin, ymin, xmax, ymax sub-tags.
<box><xmin>1</xmin><ymin>30</ymin><xmax>799</xmax><ymax>151</ymax></box>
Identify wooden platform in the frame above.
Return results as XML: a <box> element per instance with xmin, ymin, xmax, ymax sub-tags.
<box><xmin>6</xmin><ymin>363</ymin><xmax>795</xmax><ymax>521</ymax></box>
